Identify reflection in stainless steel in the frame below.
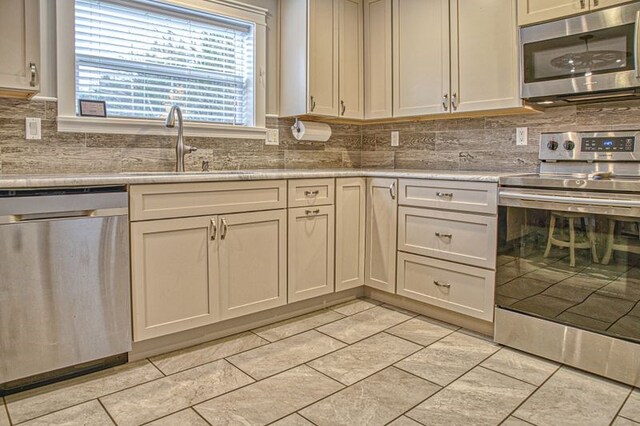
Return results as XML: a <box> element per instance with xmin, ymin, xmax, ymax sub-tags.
<box><xmin>495</xmin><ymin>308</ymin><xmax>640</xmax><ymax>387</ymax></box>
<box><xmin>0</xmin><ymin>188</ymin><xmax>131</xmax><ymax>386</ymax></box>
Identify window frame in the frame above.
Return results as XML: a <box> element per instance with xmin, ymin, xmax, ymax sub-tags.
<box><xmin>56</xmin><ymin>0</ymin><xmax>267</xmax><ymax>139</ymax></box>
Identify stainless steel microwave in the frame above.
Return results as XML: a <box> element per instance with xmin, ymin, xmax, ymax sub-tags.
<box><xmin>521</xmin><ymin>2</ymin><xmax>640</xmax><ymax>104</ymax></box>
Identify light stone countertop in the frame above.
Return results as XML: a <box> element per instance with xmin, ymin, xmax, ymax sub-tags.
<box><xmin>0</xmin><ymin>169</ymin><xmax>526</xmax><ymax>189</ymax></box>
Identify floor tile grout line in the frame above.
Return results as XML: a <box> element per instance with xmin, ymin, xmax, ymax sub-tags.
<box><xmin>505</xmin><ymin>414</ymin><xmax>537</xmax><ymax>425</ymax></box>
<box><xmin>251</xmin><ymin>309</ymin><xmax>351</xmax><ymax>344</ymax></box>
<box><xmin>146</xmin><ymin>357</ymin><xmax>167</xmax><ymax>377</ymax></box>
<box><xmin>618</xmin><ymin>415</ymin><xmax>640</xmax><ymax>425</ymax></box>
<box><xmin>11</xmin><ymin>398</ymin><xmax>108</xmax><ymax>426</ymax></box>
<box><xmin>501</xmin><ymin>362</ymin><xmax>564</xmax><ymax>423</ymax></box>
<box><xmin>223</xmin><ymin>357</ymin><xmax>260</xmax><ymax>382</ymax></box>
<box><xmin>97</xmin><ymin>398</ymin><xmax>118</xmax><ymax>426</ymax></box>
<box><xmin>191</xmin><ymin>406</ymin><xmax>215</xmax><ymax>426</ymax></box>
<box><xmin>608</xmin><ymin>387</ymin><xmax>635</xmax><ymax>426</ymax></box>
<box><xmin>295</xmin><ymin>411</ymin><xmax>319</xmax><ymax>426</ymax></box>
<box><xmin>2</xmin><ymin>396</ymin><xmax>14</xmax><ymax>426</ymax></box>
<box><xmin>478</xmin><ymin>362</ymin><xmax>559</xmax><ymax>388</ymax></box>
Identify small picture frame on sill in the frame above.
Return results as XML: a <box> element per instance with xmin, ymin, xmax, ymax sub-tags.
<box><xmin>78</xmin><ymin>100</ymin><xmax>107</xmax><ymax>117</ymax></box>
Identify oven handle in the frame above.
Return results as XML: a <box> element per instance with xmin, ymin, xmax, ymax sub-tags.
<box><xmin>633</xmin><ymin>10</ymin><xmax>640</xmax><ymax>78</ymax></box>
<box><xmin>499</xmin><ymin>191</ymin><xmax>640</xmax><ymax>208</ymax></box>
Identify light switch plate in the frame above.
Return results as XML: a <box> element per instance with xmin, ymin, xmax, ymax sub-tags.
<box><xmin>25</xmin><ymin>117</ymin><xmax>41</xmax><ymax>140</ymax></box>
<box><xmin>391</xmin><ymin>131</ymin><xmax>399</xmax><ymax>147</ymax></box>
<box><xmin>265</xmin><ymin>128</ymin><xmax>279</xmax><ymax>146</ymax></box>
<box><xmin>516</xmin><ymin>127</ymin><xmax>528</xmax><ymax>146</ymax></box>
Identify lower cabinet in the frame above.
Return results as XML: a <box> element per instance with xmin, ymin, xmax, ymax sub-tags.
<box><xmin>218</xmin><ymin>210</ymin><xmax>287</xmax><ymax>320</ymax></box>
<box><xmin>335</xmin><ymin>177</ymin><xmax>366</xmax><ymax>291</ymax></box>
<box><xmin>131</xmin><ymin>210</ymin><xmax>287</xmax><ymax>341</ymax></box>
<box><xmin>288</xmin><ymin>205</ymin><xmax>335</xmax><ymax>302</ymax></box>
<box><xmin>396</xmin><ymin>252</ymin><xmax>495</xmax><ymax>321</ymax></box>
<box><xmin>131</xmin><ymin>216</ymin><xmax>219</xmax><ymax>341</ymax></box>
<box><xmin>365</xmin><ymin>177</ymin><xmax>398</xmax><ymax>293</ymax></box>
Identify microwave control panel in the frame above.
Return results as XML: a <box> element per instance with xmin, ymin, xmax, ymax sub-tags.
<box><xmin>581</xmin><ymin>137</ymin><xmax>635</xmax><ymax>152</ymax></box>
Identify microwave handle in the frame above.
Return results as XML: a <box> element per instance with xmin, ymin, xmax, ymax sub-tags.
<box><xmin>635</xmin><ymin>11</ymin><xmax>640</xmax><ymax>79</ymax></box>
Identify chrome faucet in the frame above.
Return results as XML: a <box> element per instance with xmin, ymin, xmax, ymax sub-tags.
<box><xmin>165</xmin><ymin>105</ymin><xmax>197</xmax><ymax>172</ymax></box>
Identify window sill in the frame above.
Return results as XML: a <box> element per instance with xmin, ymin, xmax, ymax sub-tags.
<box><xmin>57</xmin><ymin>116</ymin><xmax>268</xmax><ymax>140</ymax></box>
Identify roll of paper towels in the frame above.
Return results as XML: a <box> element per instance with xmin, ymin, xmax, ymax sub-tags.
<box><xmin>291</xmin><ymin>120</ymin><xmax>332</xmax><ymax>142</ymax></box>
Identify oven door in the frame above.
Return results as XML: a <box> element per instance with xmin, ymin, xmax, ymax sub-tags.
<box><xmin>521</xmin><ymin>2</ymin><xmax>640</xmax><ymax>100</ymax></box>
<box><xmin>496</xmin><ymin>188</ymin><xmax>640</xmax><ymax>386</ymax></box>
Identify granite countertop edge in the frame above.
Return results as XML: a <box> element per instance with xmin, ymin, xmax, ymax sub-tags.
<box><xmin>0</xmin><ymin>169</ymin><xmax>526</xmax><ymax>189</ymax></box>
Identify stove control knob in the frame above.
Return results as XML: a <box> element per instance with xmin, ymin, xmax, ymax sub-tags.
<box><xmin>547</xmin><ymin>140</ymin><xmax>559</xmax><ymax>151</ymax></box>
<box><xmin>564</xmin><ymin>140</ymin><xmax>575</xmax><ymax>150</ymax></box>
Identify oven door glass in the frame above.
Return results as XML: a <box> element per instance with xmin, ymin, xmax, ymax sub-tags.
<box><xmin>523</xmin><ymin>24</ymin><xmax>634</xmax><ymax>84</ymax></box>
<box><xmin>497</xmin><ymin>205</ymin><xmax>640</xmax><ymax>343</ymax></box>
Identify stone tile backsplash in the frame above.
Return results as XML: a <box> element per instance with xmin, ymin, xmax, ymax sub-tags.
<box><xmin>1</xmin><ymin>98</ymin><xmax>640</xmax><ymax>174</ymax></box>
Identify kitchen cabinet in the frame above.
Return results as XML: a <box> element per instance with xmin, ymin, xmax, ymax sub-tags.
<box><xmin>131</xmin><ymin>216</ymin><xmax>219</xmax><ymax>341</ymax></box>
<box><xmin>590</xmin><ymin>0</ymin><xmax>632</xmax><ymax>9</ymax></box>
<box><xmin>280</xmin><ymin>0</ymin><xmax>364</xmax><ymax>119</ymax></box>
<box><xmin>288</xmin><ymin>205</ymin><xmax>335</xmax><ymax>302</ymax></box>
<box><xmin>364</xmin><ymin>0</ymin><xmax>393</xmax><ymax>119</ymax></box>
<box><xmin>0</xmin><ymin>0</ymin><xmax>40</xmax><ymax>98</ymax></box>
<box><xmin>392</xmin><ymin>0</ymin><xmax>450</xmax><ymax>117</ymax></box>
<box><xmin>130</xmin><ymin>181</ymin><xmax>287</xmax><ymax>341</ymax></box>
<box><xmin>517</xmin><ymin>0</ymin><xmax>587</xmax><ymax>25</ymax></box>
<box><xmin>335</xmin><ymin>178</ymin><xmax>366</xmax><ymax>291</ymax></box>
<box><xmin>451</xmin><ymin>0</ymin><xmax>521</xmax><ymax>112</ymax></box>
<box><xmin>365</xmin><ymin>177</ymin><xmax>398</xmax><ymax>293</ymax></box>
<box><xmin>219</xmin><ymin>210</ymin><xmax>287</xmax><ymax>320</ymax></box>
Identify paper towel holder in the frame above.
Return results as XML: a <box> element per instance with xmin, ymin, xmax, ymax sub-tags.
<box><xmin>291</xmin><ymin>118</ymin><xmax>302</xmax><ymax>138</ymax></box>
<box><xmin>291</xmin><ymin>118</ymin><xmax>332</xmax><ymax>142</ymax></box>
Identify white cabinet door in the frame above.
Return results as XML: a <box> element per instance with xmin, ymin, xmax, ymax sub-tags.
<box><xmin>451</xmin><ymin>0</ymin><xmax>521</xmax><ymax>113</ymax></box>
<box><xmin>336</xmin><ymin>178</ymin><xmax>366</xmax><ymax>291</ymax></box>
<box><xmin>308</xmin><ymin>0</ymin><xmax>339</xmax><ymax>116</ymax></box>
<box><xmin>365</xmin><ymin>178</ymin><xmax>398</xmax><ymax>293</ymax></box>
<box><xmin>131</xmin><ymin>216</ymin><xmax>218</xmax><ymax>341</ymax></box>
<box><xmin>393</xmin><ymin>0</ymin><xmax>450</xmax><ymax>117</ymax></box>
<box><xmin>218</xmin><ymin>210</ymin><xmax>287</xmax><ymax>320</ymax></box>
<box><xmin>289</xmin><ymin>205</ymin><xmax>335</xmax><ymax>302</ymax></box>
<box><xmin>517</xmin><ymin>0</ymin><xmax>586</xmax><ymax>26</ymax></box>
<box><xmin>0</xmin><ymin>0</ymin><xmax>40</xmax><ymax>97</ymax></box>
<box><xmin>339</xmin><ymin>0</ymin><xmax>364</xmax><ymax>119</ymax></box>
<box><xmin>590</xmin><ymin>0</ymin><xmax>632</xmax><ymax>9</ymax></box>
<box><xmin>364</xmin><ymin>0</ymin><xmax>393</xmax><ymax>119</ymax></box>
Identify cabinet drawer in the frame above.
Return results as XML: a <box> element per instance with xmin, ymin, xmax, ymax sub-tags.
<box><xmin>398</xmin><ymin>206</ymin><xmax>497</xmax><ymax>269</ymax></box>
<box><xmin>399</xmin><ymin>179</ymin><xmax>497</xmax><ymax>214</ymax></box>
<box><xmin>397</xmin><ymin>252</ymin><xmax>495</xmax><ymax>322</ymax></box>
<box><xmin>288</xmin><ymin>178</ymin><xmax>335</xmax><ymax>207</ymax></box>
<box><xmin>130</xmin><ymin>180</ymin><xmax>287</xmax><ymax>221</ymax></box>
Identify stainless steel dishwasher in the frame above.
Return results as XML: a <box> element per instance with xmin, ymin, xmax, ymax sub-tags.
<box><xmin>0</xmin><ymin>186</ymin><xmax>131</xmax><ymax>392</ymax></box>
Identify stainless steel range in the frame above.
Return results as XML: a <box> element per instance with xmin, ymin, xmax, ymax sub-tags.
<box><xmin>495</xmin><ymin>130</ymin><xmax>640</xmax><ymax>387</ymax></box>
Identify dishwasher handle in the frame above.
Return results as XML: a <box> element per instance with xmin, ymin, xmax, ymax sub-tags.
<box><xmin>3</xmin><ymin>207</ymin><xmax>128</xmax><ymax>224</ymax></box>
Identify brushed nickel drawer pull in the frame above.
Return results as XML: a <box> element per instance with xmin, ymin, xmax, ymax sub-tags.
<box><xmin>436</xmin><ymin>192</ymin><xmax>454</xmax><ymax>198</ymax></box>
<box><xmin>390</xmin><ymin>181</ymin><xmax>396</xmax><ymax>200</ymax></box>
<box><xmin>434</xmin><ymin>280</ymin><xmax>451</xmax><ymax>289</ymax></box>
<box><xmin>580</xmin><ymin>0</ymin><xmax>586</xmax><ymax>8</ymax></box>
<box><xmin>435</xmin><ymin>232</ymin><xmax>452</xmax><ymax>239</ymax></box>
<box><xmin>304</xmin><ymin>190</ymin><xmax>319</xmax><ymax>197</ymax></box>
<box><xmin>305</xmin><ymin>209</ymin><xmax>320</xmax><ymax>216</ymax></box>
<box><xmin>29</xmin><ymin>62</ymin><xmax>37</xmax><ymax>87</ymax></box>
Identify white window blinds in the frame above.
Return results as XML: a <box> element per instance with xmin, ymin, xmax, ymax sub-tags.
<box><xmin>74</xmin><ymin>0</ymin><xmax>255</xmax><ymax>126</ymax></box>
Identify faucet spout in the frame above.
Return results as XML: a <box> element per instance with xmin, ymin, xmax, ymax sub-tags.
<box><xmin>165</xmin><ymin>105</ymin><xmax>196</xmax><ymax>172</ymax></box>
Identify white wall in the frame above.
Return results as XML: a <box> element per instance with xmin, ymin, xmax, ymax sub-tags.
<box><xmin>36</xmin><ymin>0</ymin><xmax>280</xmax><ymax>116</ymax></box>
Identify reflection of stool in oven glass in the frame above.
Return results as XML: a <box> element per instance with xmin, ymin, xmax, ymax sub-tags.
<box><xmin>602</xmin><ymin>216</ymin><xmax>640</xmax><ymax>265</ymax></box>
<box><xmin>543</xmin><ymin>212</ymin><xmax>599</xmax><ymax>267</ymax></box>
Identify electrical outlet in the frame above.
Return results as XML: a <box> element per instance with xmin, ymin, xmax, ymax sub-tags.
<box><xmin>265</xmin><ymin>128</ymin><xmax>279</xmax><ymax>146</ymax></box>
<box><xmin>391</xmin><ymin>131</ymin><xmax>400</xmax><ymax>147</ymax></box>
<box><xmin>25</xmin><ymin>117</ymin><xmax>41</xmax><ymax>140</ymax></box>
<box><xmin>516</xmin><ymin>127</ymin><xmax>528</xmax><ymax>146</ymax></box>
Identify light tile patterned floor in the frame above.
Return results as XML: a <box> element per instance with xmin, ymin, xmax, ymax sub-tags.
<box><xmin>2</xmin><ymin>298</ymin><xmax>639</xmax><ymax>426</ymax></box>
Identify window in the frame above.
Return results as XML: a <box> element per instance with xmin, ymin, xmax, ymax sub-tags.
<box><xmin>56</xmin><ymin>0</ymin><xmax>267</xmax><ymax>136</ymax></box>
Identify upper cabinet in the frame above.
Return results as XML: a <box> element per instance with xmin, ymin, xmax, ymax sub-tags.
<box><xmin>451</xmin><ymin>0</ymin><xmax>520</xmax><ymax>113</ymax></box>
<box><xmin>393</xmin><ymin>0</ymin><xmax>450</xmax><ymax>118</ymax></box>
<box><xmin>366</xmin><ymin>0</ymin><xmax>521</xmax><ymax>119</ymax></box>
<box><xmin>364</xmin><ymin>0</ymin><xmax>393</xmax><ymax>119</ymax></box>
<box><xmin>517</xmin><ymin>0</ymin><xmax>632</xmax><ymax>26</ymax></box>
<box><xmin>0</xmin><ymin>0</ymin><xmax>40</xmax><ymax>98</ymax></box>
<box><xmin>280</xmin><ymin>0</ymin><xmax>364</xmax><ymax>119</ymax></box>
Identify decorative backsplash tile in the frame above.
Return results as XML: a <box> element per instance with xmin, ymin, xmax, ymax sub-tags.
<box><xmin>1</xmin><ymin>98</ymin><xmax>640</xmax><ymax>174</ymax></box>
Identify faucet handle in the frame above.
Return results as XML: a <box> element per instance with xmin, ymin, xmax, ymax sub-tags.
<box><xmin>186</xmin><ymin>145</ymin><xmax>198</xmax><ymax>153</ymax></box>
